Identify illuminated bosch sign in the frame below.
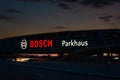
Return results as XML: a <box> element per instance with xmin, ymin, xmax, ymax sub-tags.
<box><xmin>21</xmin><ymin>38</ymin><xmax>88</xmax><ymax>50</ymax></box>
<box><xmin>30</xmin><ymin>40</ymin><xmax>53</xmax><ymax>48</ymax></box>
<box><xmin>21</xmin><ymin>39</ymin><xmax>53</xmax><ymax>50</ymax></box>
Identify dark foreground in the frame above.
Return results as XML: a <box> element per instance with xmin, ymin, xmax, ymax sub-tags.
<box><xmin>0</xmin><ymin>59</ymin><xmax>120</xmax><ymax>80</ymax></box>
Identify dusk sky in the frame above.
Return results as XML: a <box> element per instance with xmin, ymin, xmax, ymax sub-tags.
<box><xmin>0</xmin><ymin>0</ymin><xmax>120</xmax><ymax>39</ymax></box>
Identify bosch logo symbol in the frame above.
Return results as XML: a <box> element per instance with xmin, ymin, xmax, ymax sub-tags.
<box><xmin>21</xmin><ymin>39</ymin><xmax>27</xmax><ymax>50</ymax></box>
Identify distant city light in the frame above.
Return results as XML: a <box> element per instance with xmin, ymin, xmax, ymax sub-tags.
<box><xmin>91</xmin><ymin>54</ymin><xmax>97</xmax><ymax>57</ymax></box>
<box><xmin>112</xmin><ymin>53</ymin><xmax>119</xmax><ymax>57</ymax></box>
<box><xmin>20</xmin><ymin>53</ymin><xmax>59</xmax><ymax>57</ymax></box>
<box><xmin>113</xmin><ymin>57</ymin><xmax>119</xmax><ymax>60</ymax></box>
<box><xmin>103</xmin><ymin>53</ymin><xmax>108</xmax><ymax>57</ymax></box>
<box><xmin>15</xmin><ymin>58</ymin><xmax>30</xmax><ymax>62</ymax></box>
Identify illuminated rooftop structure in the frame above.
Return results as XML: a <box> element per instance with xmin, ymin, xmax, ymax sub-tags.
<box><xmin>0</xmin><ymin>29</ymin><xmax>120</xmax><ymax>54</ymax></box>
<box><xmin>0</xmin><ymin>29</ymin><xmax>120</xmax><ymax>63</ymax></box>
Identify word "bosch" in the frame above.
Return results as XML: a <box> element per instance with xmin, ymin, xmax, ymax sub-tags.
<box><xmin>30</xmin><ymin>40</ymin><xmax>53</xmax><ymax>48</ymax></box>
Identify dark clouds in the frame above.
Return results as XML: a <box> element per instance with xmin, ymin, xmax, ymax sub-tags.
<box><xmin>99</xmin><ymin>15</ymin><xmax>112</xmax><ymax>19</ymax></box>
<box><xmin>0</xmin><ymin>15</ymin><xmax>11</xmax><ymax>19</ymax></box>
<box><xmin>99</xmin><ymin>15</ymin><xmax>112</xmax><ymax>21</ymax></box>
<box><xmin>0</xmin><ymin>0</ymin><xmax>120</xmax><ymax>39</ymax></box>
<box><xmin>98</xmin><ymin>15</ymin><xmax>120</xmax><ymax>26</ymax></box>
<box><xmin>61</xmin><ymin>0</ymin><xmax>79</xmax><ymax>3</ymax></box>
<box><xmin>50</xmin><ymin>0</ymin><xmax>120</xmax><ymax>9</ymax></box>
<box><xmin>0</xmin><ymin>15</ymin><xmax>13</xmax><ymax>21</ymax></box>
<box><xmin>5</xmin><ymin>9</ymin><xmax>21</xmax><ymax>14</ymax></box>
<box><xmin>80</xmin><ymin>0</ymin><xmax>112</xmax><ymax>8</ymax></box>
<box><xmin>17</xmin><ymin>0</ymin><xmax>41</xmax><ymax>2</ymax></box>
<box><xmin>0</xmin><ymin>9</ymin><xmax>21</xmax><ymax>22</ymax></box>
<box><xmin>58</xmin><ymin>3</ymin><xmax>70</xmax><ymax>10</ymax></box>
<box><xmin>17</xmin><ymin>0</ymin><xmax>120</xmax><ymax>9</ymax></box>
<box><xmin>55</xmin><ymin>26</ymin><xmax>67</xmax><ymax>29</ymax></box>
<box><xmin>60</xmin><ymin>0</ymin><xmax>120</xmax><ymax>8</ymax></box>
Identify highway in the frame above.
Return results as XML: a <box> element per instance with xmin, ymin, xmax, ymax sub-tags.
<box><xmin>0</xmin><ymin>59</ymin><xmax>119</xmax><ymax>80</ymax></box>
